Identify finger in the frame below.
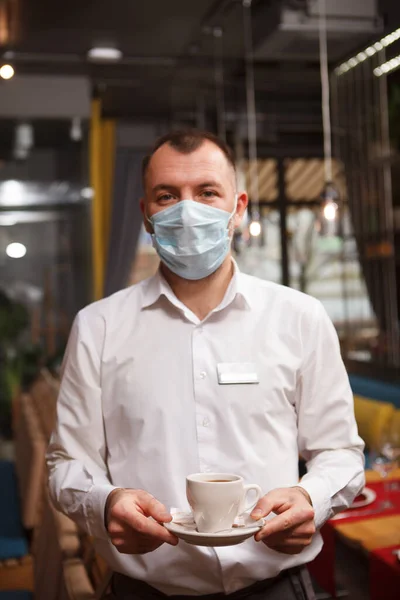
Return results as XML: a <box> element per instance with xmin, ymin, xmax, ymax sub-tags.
<box><xmin>263</xmin><ymin>521</ymin><xmax>316</xmax><ymax>543</ymax></box>
<box><xmin>255</xmin><ymin>506</ymin><xmax>314</xmax><ymax>540</ymax></box>
<box><xmin>136</xmin><ymin>492</ymin><xmax>172</xmax><ymax>523</ymax></box>
<box><xmin>250</xmin><ymin>494</ymin><xmax>275</xmax><ymax>519</ymax></box>
<box><xmin>251</xmin><ymin>488</ymin><xmax>293</xmax><ymax>519</ymax></box>
<box><xmin>119</xmin><ymin>510</ymin><xmax>178</xmax><ymax>545</ymax></box>
<box><xmin>289</xmin><ymin>522</ymin><xmax>316</xmax><ymax>538</ymax></box>
<box><xmin>263</xmin><ymin>530</ymin><xmax>313</xmax><ymax>547</ymax></box>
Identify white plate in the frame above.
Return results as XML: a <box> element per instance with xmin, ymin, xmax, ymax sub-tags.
<box><xmin>164</xmin><ymin>512</ymin><xmax>264</xmax><ymax>547</ymax></box>
<box><xmin>350</xmin><ymin>486</ymin><xmax>377</xmax><ymax>509</ymax></box>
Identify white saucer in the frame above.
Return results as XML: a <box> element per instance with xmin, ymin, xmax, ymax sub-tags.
<box><xmin>350</xmin><ymin>486</ymin><xmax>376</xmax><ymax>509</ymax></box>
<box><xmin>164</xmin><ymin>511</ymin><xmax>264</xmax><ymax>547</ymax></box>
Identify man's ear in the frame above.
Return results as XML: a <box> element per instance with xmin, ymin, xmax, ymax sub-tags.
<box><xmin>140</xmin><ymin>197</ymin><xmax>153</xmax><ymax>233</ymax></box>
<box><xmin>233</xmin><ymin>191</ymin><xmax>248</xmax><ymax>229</ymax></box>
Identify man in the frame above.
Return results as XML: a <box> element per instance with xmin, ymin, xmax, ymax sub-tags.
<box><xmin>47</xmin><ymin>129</ymin><xmax>365</xmax><ymax>599</ymax></box>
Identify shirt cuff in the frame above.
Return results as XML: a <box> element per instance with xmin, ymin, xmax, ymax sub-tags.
<box><xmin>297</xmin><ymin>478</ymin><xmax>333</xmax><ymax>530</ymax></box>
<box><xmin>87</xmin><ymin>484</ymin><xmax>119</xmax><ymax>540</ymax></box>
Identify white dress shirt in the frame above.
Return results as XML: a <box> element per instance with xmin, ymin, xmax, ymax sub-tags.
<box><xmin>47</xmin><ymin>262</ymin><xmax>365</xmax><ymax>595</ymax></box>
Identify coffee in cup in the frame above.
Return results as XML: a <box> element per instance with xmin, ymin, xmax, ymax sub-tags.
<box><xmin>186</xmin><ymin>472</ymin><xmax>262</xmax><ymax>533</ymax></box>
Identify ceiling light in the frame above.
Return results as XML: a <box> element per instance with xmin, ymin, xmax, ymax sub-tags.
<box><xmin>249</xmin><ymin>220</ymin><xmax>261</xmax><ymax>237</ymax></box>
<box><xmin>15</xmin><ymin>122</ymin><xmax>34</xmax><ymax>149</ymax></box>
<box><xmin>335</xmin><ymin>27</ymin><xmax>400</xmax><ymax>76</ymax></box>
<box><xmin>87</xmin><ymin>46</ymin><xmax>122</xmax><ymax>61</ymax></box>
<box><xmin>6</xmin><ymin>242</ymin><xmax>26</xmax><ymax>258</ymax></box>
<box><xmin>0</xmin><ymin>64</ymin><xmax>14</xmax><ymax>79</ymax></box>
<box><xmin>0</xmin><ymin>180</ymin><xmax>24</xmax><ymax>203</ymax></box>
<box><xmin>374</xmin><ymin>53</ymin><xmax>400</xmax><ymax>76</ymax></box>
<box><xmin>70</xmin><ymin>117</ymin><xmax>82</xmax><ymax>141</ymax></box>
<box><xmin>81</xmin><ymin>187</ymin><xmax>94</xmax><ymax>199</ymax></box>
<box><xmin>0</xmin><ymin>215</ymin><xmax>17</xmax><ymax>226</ymax></box>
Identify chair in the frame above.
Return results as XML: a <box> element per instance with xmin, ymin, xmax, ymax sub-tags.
<box><xmin>353</xmin><ymin>395</ymin><xmax>395</xmax><ymax>450</ymax></box>
<box><xmin>0</xmin><ymin>394</ymin><xmax>46</xmax><ymax>590</ymax></box>
<box><xmin>29</xmin><ymin>369</ymin><xmax>59</xmax><ymax>442</ymax></box>
<box><xmin>14</xmin><ymin>394</ymin><xmax>47</xmax><ymax>530</ymax></box>
<box><xmin>81</xmin><ymin>535</ymin><xmax>113</xmax><ymax>598</ymax></box>
<box><xmin>58</xmin><ymin>559</ymin><xmax>96</xmax><ymax>600</ymax></box>
<box><xmin>0</xmin><ymin>458</ymin><xmax>32</xmax><ymax>590</ymax></box>
<box><xmin>389</xmin><ymin>408</ymin><xmax>400</xmax><ymax>437</ymax></box>
<box><xmin>4</xmin><ymin>373</ymin><xmax>111</xmax><ymax>598</ymax></box>
<box><xmin>33</xmin><ymin>487</ymin><xmax>81</xmax><ymax>600</ymax></box>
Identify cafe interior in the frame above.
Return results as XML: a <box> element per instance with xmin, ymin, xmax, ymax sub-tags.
<box><xmin>0</xmin><ymin>0</ymin><xmax>399</xmax><ymax>598</ymax></box>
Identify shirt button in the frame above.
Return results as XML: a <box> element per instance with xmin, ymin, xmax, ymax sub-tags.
<box><xmin>202</xmin><ymin>418</ymin><xmax>210</xmax><ymax>427</ymax></box>
<box><xmin>199</xmin><ymin>371</ymin><xmax>206</xmax><ymax>379</ymax></box>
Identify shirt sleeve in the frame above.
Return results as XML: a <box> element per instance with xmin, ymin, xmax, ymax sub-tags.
<box><xmin>46</xmin><ymin>310</ymin><xmax>118</xmax><ymax>540</ymax></box>
<box><xmin>295</xmin><ymin>301</ymin><xmax>365</xmax><ymax>530</ymax></box>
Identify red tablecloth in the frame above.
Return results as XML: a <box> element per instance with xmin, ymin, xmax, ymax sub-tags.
<box><xmin>370</xmin><ymin>545</ymin><xmax>400</xmax><ymax>600</ymax></box>
<box><xmin>308</xmin><ymin>480</ymin><xmax>400</xmax><ymax>598</ymax></box>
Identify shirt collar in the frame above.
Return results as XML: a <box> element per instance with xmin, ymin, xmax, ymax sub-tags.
<box><xmin>140</xmin><ymin>259</ymin><xmax>252</xmax><ymax>313</ymax></box>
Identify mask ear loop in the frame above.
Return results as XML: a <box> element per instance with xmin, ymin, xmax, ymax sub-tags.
<box><xmin>144</xmin><ymin>207</ymin><xmax>155</xmax><ymax>235</ymax></box>
<box><xmin>228</xmin><ymin>194</ymin><xmax>238</xmax><ymax>236</ymax></box>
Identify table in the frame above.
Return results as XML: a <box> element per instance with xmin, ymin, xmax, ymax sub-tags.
<box><xmin>309</xmin><ymin>469</ymin><xmax>400</xmax><ymax>599</ymax></box>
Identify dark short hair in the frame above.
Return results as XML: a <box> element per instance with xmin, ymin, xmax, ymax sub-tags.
<box><xmin>142</xmin><ymin>128</ymin><xmax>236</xmax><ymax>187</ymax></box>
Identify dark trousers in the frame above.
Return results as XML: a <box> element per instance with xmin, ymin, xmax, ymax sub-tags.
<box><xmin>112</xmin><ymin>567</ymin><xmax>316</xmax><ymax>600</ymax></box>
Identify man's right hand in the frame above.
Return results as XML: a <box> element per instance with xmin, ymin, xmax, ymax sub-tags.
<box><xmin>105</xmin><ymin>488</ymin><xmax>179</xmax><ymax>554</ymax></box>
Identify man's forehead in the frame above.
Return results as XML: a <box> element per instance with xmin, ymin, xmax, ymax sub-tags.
<box><xmin>149</xmin><ymin>141</ymin><xmax>233</xmax><ymax>173</ymax></box>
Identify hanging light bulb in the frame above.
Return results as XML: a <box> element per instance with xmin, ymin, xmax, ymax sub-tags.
<box><xmin>317</xmin><ymin>0</ymin><xmax>340</xmax><ymax>236</ymax></box>
<box><xmin>13</xmin><ymin>122</ymin><xmax>34</xmax><ymax>160</ymax></box>
<box><xmin>242</xmin><ymin>0</ymin><xmax>263</xmax><ymax>242</ymax></box>
<box><xmin>319</xmin><ymin>182</ymin><xmax>340</xmax><ymax>236</ymax></box>
<box><xmin>70</xmin><ymin>117</ymin><xmax>82</xmax><ymax>141</ymax></box>
<box><xmin>323</xmin><ymin>200</ymin><xmax>338</xmax><ymax>221</ymax></box>
<box><xmin>249</xmin><ymin>220</ymin><xmax>261</xmax><ymax>237</ymax></box>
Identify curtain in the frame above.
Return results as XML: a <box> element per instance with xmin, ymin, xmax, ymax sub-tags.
<box><xmin>103</xmin><ymin>149</ymin><xmax>145</xmax><ymax>297</ymax></box>
<box><xmin>90</xmin><ymin>99</ymin><xmax>116</xmax><ymax>300</ymax></box>
<box><xmin>332</xmin><ymin>51</ymin><xmax>399</xmax><ymax>366</ymax></box>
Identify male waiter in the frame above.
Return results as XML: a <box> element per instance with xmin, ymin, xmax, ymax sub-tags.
<box><xmin>47</xmin><ymin>129</ymin><xmax>364</xmax><ymax>599</ymax></box>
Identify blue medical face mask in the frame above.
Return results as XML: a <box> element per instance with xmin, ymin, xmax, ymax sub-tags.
<box><xmin>147</xmin><ymin>197</ymin><xmax>237</xmax><ymax>280</ymax></box>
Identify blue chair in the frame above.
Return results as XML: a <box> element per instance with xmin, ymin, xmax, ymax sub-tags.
<box><xmin>349</xmin><ymin>374</ymin><xmax>400</xmax><ymax>409</ymax></box>
<box><xmin>0</xmin><ymin>461</ymin><xmax>29</xmax><ymax>561</ymax></box>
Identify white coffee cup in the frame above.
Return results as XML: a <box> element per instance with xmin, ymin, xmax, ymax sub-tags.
<box><xmin>186</xmin><ymin>472</ymin><xmax>262</xmax><ymax>533</ymax></box>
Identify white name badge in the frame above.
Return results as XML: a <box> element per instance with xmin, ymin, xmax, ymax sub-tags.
<box><xmin>217</xmin><ymin>362</ymin><xmax>259</xmax><ymax>385</ymax></box>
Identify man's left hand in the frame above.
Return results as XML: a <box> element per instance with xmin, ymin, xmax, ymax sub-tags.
<box><xmin>251</xmin><ymin>487</ymin><xmax>315</xmax><ymax>554</ymax></box>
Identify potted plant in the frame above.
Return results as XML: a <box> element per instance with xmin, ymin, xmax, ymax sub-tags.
<box><xmin>0</xmin><ymin>291</ymin><xmax>42</xmax><ymax>441</ymax></box>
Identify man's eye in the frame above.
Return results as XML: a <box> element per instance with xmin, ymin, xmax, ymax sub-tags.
<box><xmin>158</xmin><ymin>194</ymin><xmax>174</xmax><ymax>202</ymax></box>
<box><xmin>201</xmin><ymin>190</ymin><xmax>217</xmax><ymax>198</ymax></box>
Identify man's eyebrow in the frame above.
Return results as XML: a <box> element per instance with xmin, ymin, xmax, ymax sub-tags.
<box><xmin>152</xmin><ymin>181</ymin><xmax>223</xmax><ymax>193</ymax></box>
<box><xmin>152</xmin><ymin>184</ymin><xmax>178</xmax><ymax>193</ymax></box>
<box><xmin>197</xmin><ymin>181</ymin><xmax>223</xmax><ymax>189</ymax></box>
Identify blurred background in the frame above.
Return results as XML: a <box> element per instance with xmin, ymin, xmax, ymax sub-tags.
<box><xmin>0</xmin><ymin>2</ymin><xmax>400</xmax><ymax>599</ymax></box>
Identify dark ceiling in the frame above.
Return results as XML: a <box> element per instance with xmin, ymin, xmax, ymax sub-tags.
<box><xmin>1</xmin><ymin>0</ymin><xmax>400</xmax><ymax>155</ymax></box>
